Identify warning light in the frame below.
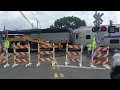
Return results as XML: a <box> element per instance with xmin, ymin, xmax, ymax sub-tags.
<box><xmin>92</xmin><ymin>26</ymin><xmax>100</xmax><ymax>32</ymax></box>
<box><xmin>101</xmin><ymin>26</ymin><xmax>107</xmax><ymax>31</ymax></box>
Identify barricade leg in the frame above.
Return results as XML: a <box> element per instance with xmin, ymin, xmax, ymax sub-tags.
<box><xmin>79</xmin><ymin>45</ymin><xmax>83</xmax><ymax>67</ymax></box>
<box><xmin>102</xmin><ymin>46</ymin><xmax>110</xmax><ymax>69</ymax></box>
<box><xmin>25</xmin><ymin>44</ymin><xmax>32</xmax><ymax>67</ymax></box>
<box><xmin>90</xmin><ymin>48</ymin><xmax>96</xmax><ymax>68</ymax></box>
<box><xmin>4</xmin><ymin>48</ymin><xmax>10</xmax><ymax>68</ymax></box>
<box><xmin>52</xmin><ymin>43</ymin><xmax>57</xmax><ymax>66</ymax></box>
<box><xmin>65</xmin><ymin>44</ymin><xmax>69</xmax><ymax>66</ymax></box>
<box><xmin>36</xmin><ymin>43</ymin><xmax>40</xmax><ymax>67</ymax></box>
<box><xmin>12</xmin><ymin>43</ymin><xmax>19</xmax><ymax>68</ymax></box>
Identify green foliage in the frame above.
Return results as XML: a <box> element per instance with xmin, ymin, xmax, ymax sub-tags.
<box><xmin>50</xmin><ymin>16</ymin><xmax>86</xmax><ymax>30</ymax></box>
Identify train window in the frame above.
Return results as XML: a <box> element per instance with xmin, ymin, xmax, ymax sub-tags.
<box><xmin>110</xmin><ymin>39</ymin><xmax>119</xmax><ymax>44</ymax></box>
<box><xmin>115</xmin><ymin>28</ymin><xmax>119</xmax><ymax>32</ymax></box>
<box><xmin>76</xmin><ymin>34</ymin><xmax>79</xmax><ymax>39</ymax></box>
<box><xmin>86</xmin><ymin>35</ymin><xmax>91</xmax><ymax>39</ymax></box>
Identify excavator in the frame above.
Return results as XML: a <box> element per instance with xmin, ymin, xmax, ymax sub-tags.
<box><xmin>8</xmin><ymin>35</ymin><xmax>59</xmax><ymax>52</ymax></box>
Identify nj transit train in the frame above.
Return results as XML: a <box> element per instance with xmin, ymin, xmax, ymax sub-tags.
<box><xmin>73</xmin><ymin>24</ymin><xmax>120</xmax><ymax>50</ymax></box>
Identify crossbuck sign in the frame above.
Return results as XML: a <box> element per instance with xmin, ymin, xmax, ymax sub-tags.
<box><xmin>93</xmin><ymin>12</ymin><xmax>104</xmax><ymax>27</ymax></box>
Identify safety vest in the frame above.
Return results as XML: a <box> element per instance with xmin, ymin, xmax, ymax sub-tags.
<box><xmin>92</xmin><ymin>38</ymin><xmax>97</xmax><ymax>48</ymax></box>
<box><xmin>87</xmin><ymin>43</ymin><xmax>92</xmax><ymax>51</ymax></box>
<box><xmin>17</xmin><ymin>42</ymin><xmax>20</xmax><ymax>46</ymax></box>
<box><xmin>4</xmin><ymin>40</ymin><xmax>9</xmax><ymax>48</ymax></box>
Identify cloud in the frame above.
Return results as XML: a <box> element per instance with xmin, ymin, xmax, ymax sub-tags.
<box><xmin>0</xmin><ymin>11</ymin><xmax>120</xmax><ymax>30</ymax></box>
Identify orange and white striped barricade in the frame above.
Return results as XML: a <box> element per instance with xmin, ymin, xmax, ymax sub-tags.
<box><xmin>12</xmin><ymin>43</ymin><xmax>32</xmax><ymax>68</ymax></box>
<box><xmin>0</xmin><ymin>44</ymin><xmax>9</xmax><ymax>68</ymax></box>
<box><xmin>36</xmin><ymin>43</ymin><xmax>56</xmax><ymax>67</ymax></box>
<box><xmin>90</xmin><ymin>46</ymin><xmax>110</xmax><ymax>69</ymax></box>
<box><xmin>65</xmin><ymin>44</ymin><xmax>83</xmax><ymax>67</ymax></box>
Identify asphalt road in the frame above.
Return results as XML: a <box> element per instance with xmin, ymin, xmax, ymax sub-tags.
<box><xmin>0</xmin><ymin>51</ymin><xmax>112</xmax><ymax>79</ymax></box>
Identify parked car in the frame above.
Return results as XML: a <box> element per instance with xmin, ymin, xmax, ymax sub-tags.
<box><xmin>110</xmin><ymin>53</ymin><xmax>120</xmax><ymax>79</ymax></box>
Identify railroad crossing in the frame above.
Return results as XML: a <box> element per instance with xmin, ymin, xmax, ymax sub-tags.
<box><xmin>0</xmin><ymin>11</ymin><xmax>114</xmax><ymax>79</ymax></box>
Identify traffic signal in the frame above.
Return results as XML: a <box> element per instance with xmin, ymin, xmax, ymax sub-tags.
<box><xmin>92</xmin><ymin>26</ymin><xmax>100</xmax><ymax>32</ymax></box>
<box><xmin>101</xmin><ymin>26</ymin><xmax>107</xmax><ymax>31</ymax></box>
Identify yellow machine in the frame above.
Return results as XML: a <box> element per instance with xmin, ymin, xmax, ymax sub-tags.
<box><xmin>8</xmin><ymin>34</ymin><xmax>59</xmax><ymax>51</ymax></box>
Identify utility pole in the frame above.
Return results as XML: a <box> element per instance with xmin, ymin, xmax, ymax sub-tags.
<box><xmin>37</xmin><ymin>20</ymin><xmax>39</xmax><ymax>29</ymax></box>
<box><xmin>3</xmin><ymin>25</ymin><xmax>5</xmax><ymax>31</ymax></box>
<box><xmin>93</xmin><ymin>11</ymin><xmax>105</xmax><ymax>46</ymax></box>
<box><xmin>4</xmin><ymin>25</ymin><xmax>8</xmax><ymax>40</ymax></box>
<box><xmin>32</xmin><ymin>23</ymin><xmax>33</xmax><ymax>29</ymax></box>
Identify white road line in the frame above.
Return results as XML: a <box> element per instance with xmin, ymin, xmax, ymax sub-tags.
<box><xmin>54</xmin><ymin>65</ymin><xmax>109</xmax><ymax>70</ymax></box>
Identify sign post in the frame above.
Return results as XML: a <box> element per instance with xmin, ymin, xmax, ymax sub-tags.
<box><xmin>93</xmin><ymin>11</ymin><xmax>104</xmax><ymax>46</ymax></box>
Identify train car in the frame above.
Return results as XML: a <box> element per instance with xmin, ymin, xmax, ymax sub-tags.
<box><xmin>73</xmin><ymin>24</ymin><xmax>120</xmax><ymax>50</ymax></box>
<box><xmin>8</xmin><ymin>28</ymin><xmax>74</xmax><ymax>49</ymax></box>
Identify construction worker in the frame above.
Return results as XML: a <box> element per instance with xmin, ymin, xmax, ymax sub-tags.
<box><xmin>86</xmin><ymin>42</ymin><xmax>92</xmax><ymax>56</ymax></box>
<box><xmin>17</xmin><ymin>41</ymin><xmax>20</xmax><ymax>46</ymax></box>
<box><xmin>92</xmin><ymin>37</ymin><xmax>101</xmax><ymax>54</ymax></box>
<box><xmin>90</xmin><ymin>37</ymin><xmax>101</xmax><ymax>68</ymax></box>
<box><xmin>92</xmin><ymin>37</ymin><xmax>97</xmax><ymax>49</ymax></box>
<box><xmin>58</xmin><ymin>40</ymin><xmax>62</xmax><ymax>51</ymax></box>
<box><xmin>3</xmin><ymin>40</ymin><xmax>9</xmax><ymax>52</ymax></box>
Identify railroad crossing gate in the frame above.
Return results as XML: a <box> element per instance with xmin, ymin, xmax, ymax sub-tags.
<box><xmin>93</xmin><ymin>12</ymin><xmax>104</xmax><ymax>27</ymax></box>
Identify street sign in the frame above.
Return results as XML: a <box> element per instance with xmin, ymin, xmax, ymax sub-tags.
<box><xmin>93</xmin><ymin>12</ymin><xmax>104</xmax><ymax>26</ymax></box>
<box><xmin>93</xmin><ymin>11</ymin><xmax>105</xmax><ymax>46</ymax></box>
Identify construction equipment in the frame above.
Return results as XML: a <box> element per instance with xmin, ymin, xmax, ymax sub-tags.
<box><xmin>8</xmin><ymin>34</ymin><xmax>59</xmax><ymax>52</ymax></box>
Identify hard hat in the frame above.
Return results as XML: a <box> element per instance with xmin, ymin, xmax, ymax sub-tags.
<box><xmin>47</xmin><ymin>41</ymin><xmax>49</xmax><ymax>43</ymax></box>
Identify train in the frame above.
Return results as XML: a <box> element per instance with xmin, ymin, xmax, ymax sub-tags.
<box><xmin>1</xmin><ymin>24</ymin><xmax>120</xmax><ymax>51</ymax></box>
<box><xmin>0</xmin><ymin>28</ymin><xmax>74</xmax><ymax>51</ymax></box>
<box><xmin>73</xmin><ymin>24</ymin><xmax>120</xmax><ymax>50</ymax></box>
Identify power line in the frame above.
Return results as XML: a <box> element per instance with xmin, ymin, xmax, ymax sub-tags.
<box><xmin>31</xmin><ymin>11</ymin><xmax>38</xmax><ymax>21</ymax></box>
<box><xmin>31</xmin><ymin>11</ymin><xmax>41</xmax><ymax>29</ymax></box>
<box><xmin>19</xmin><ymin>11</ymin><xmax>37</xmax><ymax>29</ymax></box>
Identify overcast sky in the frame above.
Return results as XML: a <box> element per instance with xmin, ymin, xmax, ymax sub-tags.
<box><xmin>0</xmin><ymin>11</ymin><xmax>120</xmax><ymax>30</ymax></box>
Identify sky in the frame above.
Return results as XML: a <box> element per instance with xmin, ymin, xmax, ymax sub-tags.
<box><xmin>0</xmin><ymin>11</ymin><xmax>120</xmax><ymax>30</ymax></box>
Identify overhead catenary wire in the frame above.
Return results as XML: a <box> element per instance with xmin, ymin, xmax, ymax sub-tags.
<box><xmin>31</xmin><ymin>11</ymin><xmax>41</xmax><ymax>29</ymax></box>
<box><xmin>31</xmin><ymin>12</ymin><xmax>38</xmax><ymax>21</ymax></box>
<box><xmin>19</xmin><ymin>11</ymin><xmax>37</xmax><ymax>29</ymax></box>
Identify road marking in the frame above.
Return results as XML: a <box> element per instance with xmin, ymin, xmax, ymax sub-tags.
<box><xmin>54</xmin><ymin>73</ymin><xmax>58</xmax><ymax>79</ymax></box>
<box><xmin>52</xmin><ymin>66</ymin><xmax>55</xmax><ymax>70</ymax></box>
<box><xmin>52</xmin><ymin>59</ymin><xmax>65</xmax><ymax>79</ymax></box>
<box><xmin>54</xmin><ymin>65</ymin><xmax>109</xmax><ymax>70</ymax></box>
<box><xmin>60</xmin><ymin>73</ymin><xmax>64</xmax><ymax>78</ymax></box>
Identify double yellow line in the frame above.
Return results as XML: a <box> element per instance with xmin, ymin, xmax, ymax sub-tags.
<box><xmin>51</xmin><ymin>59</ymin><xmax>64</xmax><ymax>79</ymax></box>
<box><xmin>52</xmin><ymin>66</ymin><xmax>64</xmax><ymax>79</ymax></box>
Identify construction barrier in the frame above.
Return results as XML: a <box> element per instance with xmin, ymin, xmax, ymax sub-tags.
<box><xmin>12</xmin><ymin>43</ymin><xmax>32</xmax><ymax>68</ymax></box>
<box><xmin>0</xmin><ymin>44</ymin><xmax>9</xmax><ymax>68</ymax></box>
<box><xmin>36</xmin><ymin>43</ymin><xmax>56</xmax><ymax>67</ymax></box>
<box><xmin>90</xmin><ymin>46</ymin><xmax>110</xmax><ymax>69</ymax></box>
<box><xmin>65</xmin><ymin>44</ymin><xmax>83</xmax><ymax>67</ymax></box>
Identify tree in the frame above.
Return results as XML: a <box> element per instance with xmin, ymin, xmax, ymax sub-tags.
<box><xmin>50</xmin><ymin>16</ymin><xmax>86</xmax><ymax>30</ymax></box>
